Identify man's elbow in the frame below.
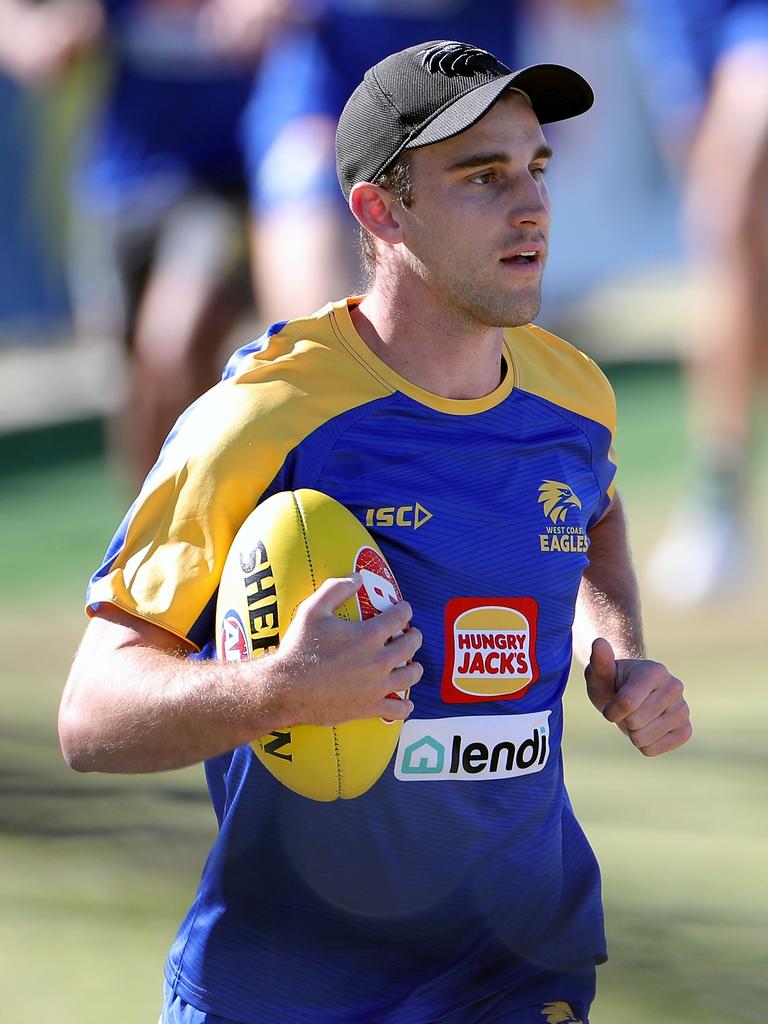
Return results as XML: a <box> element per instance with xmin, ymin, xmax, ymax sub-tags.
<box><xmin>58</xmin><ymin>667</ymin><xmax>107</xmax><ymax>772</ymax></box>
<box><xmin>58</xmin><ymin>704</ymin><xmax>98</xmax><ymax>772</ymax></box>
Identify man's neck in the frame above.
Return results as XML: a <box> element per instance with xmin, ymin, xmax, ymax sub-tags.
<box><xmin>353</xmin><ymin>279</ymin><xmax>508</xmax><ymax>401</ymax></box>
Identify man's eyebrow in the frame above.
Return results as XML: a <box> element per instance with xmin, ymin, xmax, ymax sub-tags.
<box><xmin>446</xmin><ymin>144</ymin><xmax>554</xmax><ymax>171</ymax></box>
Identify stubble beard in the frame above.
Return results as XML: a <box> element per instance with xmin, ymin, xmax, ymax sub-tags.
<box><xmin>455</xmin><ymin>278</ymin><xmax>542</xmax><ymax>328</ymax></box>
<box><xmin>432</xmin><ymin>258</ymin><xmax>543</xmax><ymax>328</ymax></box>
<box><xmin>400</xmin><ymin>241</ymin><xmax>543</xmax><ymax>328</ymax></box>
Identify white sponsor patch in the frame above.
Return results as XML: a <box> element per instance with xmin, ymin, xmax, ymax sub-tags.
<box><xmin>394</xmin><ymin>712</ymin><xmax>551</xmax><ymax>782</ymax></box>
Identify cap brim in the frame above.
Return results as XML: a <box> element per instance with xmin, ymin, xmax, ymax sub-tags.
<box><xmin>404</xmin><ymin>64</ymin><xmax>593</xmax><ymax>152</ymax></box>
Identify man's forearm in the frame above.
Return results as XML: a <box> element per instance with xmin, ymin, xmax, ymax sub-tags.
<box><xmin>60</xmin><ymin>583</ymin><xmax>420</xmax><ymax>774</ymax></box>
<box><xmin>574</xmin><ymin>492</ymin><xmax>645</xmax><ymax>664</ymax></box>
<box><xmin>59</xmin><ymin>640</ymin><xmax>292</xmax><ymax>774</ymax></box>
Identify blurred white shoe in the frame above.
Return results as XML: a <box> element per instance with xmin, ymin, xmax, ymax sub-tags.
<box><xmin>647</xmin><ymin>500</ymin><xmax>750</xmax><ymax>605</ymax></box>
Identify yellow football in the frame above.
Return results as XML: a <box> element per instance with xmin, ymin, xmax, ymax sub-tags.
<box><xmin>215</xmin><ymin>489</ymin><xmax>407</xmax><ymax>801</ymax></box>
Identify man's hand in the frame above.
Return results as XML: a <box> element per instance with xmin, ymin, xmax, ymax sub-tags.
<box><xmin>585</xmin><ymin>637</ymin><xmax>692</xmax><ymax>756</ymax></box>
<box><xmin>270</xmin><ymin>575</ymin><xmax>424</xmax><ymax>728</ymax></box>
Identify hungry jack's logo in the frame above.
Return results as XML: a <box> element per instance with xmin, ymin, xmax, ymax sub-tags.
<box><xmin>441</xmin><ymin>597</ymin><xmax>539</xmax><ymax>703</ymax></box>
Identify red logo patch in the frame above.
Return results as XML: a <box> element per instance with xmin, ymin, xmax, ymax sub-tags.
<box><xmin>354</xmin><ymin>546</ymin><xmax>403</xmax><ymax>619</ymax></box>
<box><xmin>220</xmin><ymin>610</ymin><xmax>250</xmax><ymax>663</ymax></box>
<box><xmin>354</xmin><ymin>546</ymin><xmax>406</xmax><ymax>722</ymax></box>
<box><xmin>441</xmin><ymin>597</ymin><xmax>539</xmax><ymax>703</ymax></box>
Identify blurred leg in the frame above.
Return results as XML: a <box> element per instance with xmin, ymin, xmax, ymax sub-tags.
<box><xmin>648</xmin><ymin>40</ymin><xmax>768</xmax><ymax>604</ymax></box>
<box><xmin>250</xmin><ymin>114</ymin><xmax>358</xmax><ymax>325</ymax></box>
<box><xmin>683</xmin><ymin>41</ymin><xmax>768</xmax><ymax>464</ymax></box>
<box><xmin>129</xmin><ymin>192</ymin><xmax>249</xmax><ymax>483</ymax></box>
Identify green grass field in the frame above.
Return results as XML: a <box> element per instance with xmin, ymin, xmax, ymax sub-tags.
<box><xmin>1</xmin><ymin>364</ymin><xmax>766</xmax><ymax>1023</ymax></box>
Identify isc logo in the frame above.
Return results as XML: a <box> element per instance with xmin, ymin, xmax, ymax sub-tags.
<box><xmin>365</xmin><ymin>503</ymin><xmax>432</xmax><ymax>530</ymax></box>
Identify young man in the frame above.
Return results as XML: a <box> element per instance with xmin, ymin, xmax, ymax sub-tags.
<box><xmin>60</xmin><ymin>41</ymin><xmax>692</xmax><ymax>1024</ymax></box>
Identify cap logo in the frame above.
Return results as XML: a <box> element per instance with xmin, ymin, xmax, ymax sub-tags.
<box><xmin>418</xmin><ymin>42</ymin><xmax>508</xmax><ymax>78</ymax></box>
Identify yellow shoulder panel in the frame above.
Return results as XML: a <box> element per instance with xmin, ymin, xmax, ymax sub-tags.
<box><xmin>87</xmin><ymin>304</ymin><xmax>392</xmax><ymax>645</ymax></box>
<box><xmin>506</xmin><ymin>323</ymin><xmax>617</xmax><ymax>438</ymax></box>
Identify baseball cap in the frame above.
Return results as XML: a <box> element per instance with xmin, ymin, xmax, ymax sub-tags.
<box><xmin>336</xmin><ymin>40</ymin><xmax>594</xmax><ymax>199</ymax></box>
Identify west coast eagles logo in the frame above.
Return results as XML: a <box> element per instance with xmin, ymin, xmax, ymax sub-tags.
<box><xmin>541</xmin><ymin>1003</ymin><xmax>584</xmax><ymax>1024</ymax></box>
<box><xmin>537</xmin><ymin>480</ymin><xmax>589</xmax><ymax>553</ymax></box>
<box><xmin>418</xmin><ymin>41</ymin><xmax>509</xmax><ymax>77</ymax></box>
<box><xmin>538</xmin><ymin>480</ymin><xmax>583</xmax><ymax>524</ymax></box>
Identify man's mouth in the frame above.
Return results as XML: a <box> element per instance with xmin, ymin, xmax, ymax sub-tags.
<box><xmin>500</xmin><ymin>250</ymin><xmax>543</xmax><ymax>267</ymax></box>
<box><xmin>502</xmin><ymin>251</ymin><xmax>539</xmax><ymax>264</ymax></box>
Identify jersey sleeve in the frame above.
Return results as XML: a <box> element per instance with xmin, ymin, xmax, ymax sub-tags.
<box><xmin>86</xmin><ymin>310</ymin><xmax>392</xmax><ymax>649</ymax></box>
<box><xmin>508</xmin><ymin>323</ymin><xmax>618</xmax><ymax>526</ymax></box>
<box><xmin>86</xmin><ymin>378</ymin><xmax>292</xmax><ymax>649</ymax></box>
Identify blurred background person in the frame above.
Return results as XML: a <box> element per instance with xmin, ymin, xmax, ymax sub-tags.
<box><xmin>623</xmin><ymin>0</ymin><xmax>768</xmax><ymax>604</ymax></box>
<box><xmin>0</xmin><ymin>0</ymin><xmax>297</xmax><ymax>484</ymax></box>
<box><xmin>242</xmin><ymin>0</ymin><xmax>523</xmax><ymax>326</ymax></box>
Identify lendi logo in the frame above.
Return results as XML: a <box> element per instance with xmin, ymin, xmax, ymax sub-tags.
<box><xmin>240</xmin><ymin>540</ymin><xmax>280</xmax><ymax>655</ymax></box>
<box><xmin>395</xmin><ymin>712</ymin><xmax>551</xmax><ymax>782</ymax></box>
<box><xmin>365</xmin><ymin>504</ymin><xmax>432</xmax><ymax>530</ymax></box>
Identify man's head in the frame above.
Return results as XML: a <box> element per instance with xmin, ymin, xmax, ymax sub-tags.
<box><xmin>336</xmin><ymin>41</ymin><xmax>593</xmax><ymax>325</ymax></box>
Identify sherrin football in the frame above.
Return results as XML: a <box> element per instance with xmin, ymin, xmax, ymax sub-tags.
<box><xmin>215</xmin><ymin>489</ymin><xmax>408</xmax><ymax>801</ymax></box>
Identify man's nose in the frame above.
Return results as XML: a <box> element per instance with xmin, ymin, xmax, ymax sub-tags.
<box><xmin>508</xmin><ymin>175</ymin><xmax>549</xmax><ymax>228</ymax></box>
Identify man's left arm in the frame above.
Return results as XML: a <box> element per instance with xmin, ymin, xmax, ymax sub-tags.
<box><xmin>575</xmin><ymin>491</ymin><xmax>693</xmax><ymax>756</ymax></box>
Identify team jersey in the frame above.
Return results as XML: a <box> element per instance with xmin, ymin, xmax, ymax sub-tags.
<box><xmin>87</xmin><ymin>297</ymin><xmax>617</xmax><ymax>1023</ymax></box>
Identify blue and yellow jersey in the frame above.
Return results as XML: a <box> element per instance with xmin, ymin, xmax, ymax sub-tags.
<box><xmin>88</xmin><ymin>297</ymin><xmax>616</xmax><ymax>1023</ymax></box>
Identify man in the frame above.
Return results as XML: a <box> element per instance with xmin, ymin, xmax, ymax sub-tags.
<box><xmin>0</xmin><ymin>0</ymin><xmax>295</xmax><ymax>484</ymax></box>
<box><xmin>60</xmin><ymin>41</ymin><xmax>692</xmax><ymax>1024</ymax></box>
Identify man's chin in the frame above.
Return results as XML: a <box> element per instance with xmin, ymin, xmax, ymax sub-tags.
<box><xmin>486</xmin><ymin>292</ymin><xmax>541</xmax><ymax>329</ymax></box>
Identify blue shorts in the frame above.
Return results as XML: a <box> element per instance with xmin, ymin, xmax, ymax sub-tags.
<box><xmin>160</xmin><ymin>965</ymin><xmax>595</xmax><ymax>1024</ymax></box>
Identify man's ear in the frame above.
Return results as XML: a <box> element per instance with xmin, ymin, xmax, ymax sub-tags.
<box><xmin>349</xmin><ymin>183</ymin><xmax>404</xmax><ymax>246</ymax></box>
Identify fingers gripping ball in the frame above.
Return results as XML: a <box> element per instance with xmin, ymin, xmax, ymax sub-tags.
<box><xmin>215</xmin><ymin>489</ymin><xmax>409</xmax><ymax>801</ymax></box>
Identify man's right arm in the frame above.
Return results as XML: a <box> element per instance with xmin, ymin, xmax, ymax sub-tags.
<box><xmin>59</xmin><ymin>576</ymin><xmax>422</xmax><ymax>774</ymax></box>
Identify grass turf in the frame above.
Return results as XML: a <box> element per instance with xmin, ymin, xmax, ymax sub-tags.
<box><xmin>1</xmin><ymin>363</ymin><xmax>766</xmax><ymax>1023</ymax></box>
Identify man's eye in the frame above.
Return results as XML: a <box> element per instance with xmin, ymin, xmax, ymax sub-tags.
<box><xmin>470</xmin><ymin>171</ymin><xmax>497</xmax><ymax>185</ymax></box>
<box><xmin>531</xmin><ymin>165</ymin><xmax>548</xmax><ymax>179</ymax></box>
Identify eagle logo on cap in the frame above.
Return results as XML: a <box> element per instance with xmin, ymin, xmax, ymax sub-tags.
<box><xmin>418</xmin><ymin>42</ymin><xmax>508</xmax><ymax>78</ymax></box>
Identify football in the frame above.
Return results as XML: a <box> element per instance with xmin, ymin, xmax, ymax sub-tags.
<box><xmin>215</xmin><ymin>489</ymin><xmax>407</xmax><ymax>800</ymax></box>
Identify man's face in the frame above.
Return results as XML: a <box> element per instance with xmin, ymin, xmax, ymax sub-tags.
<box><xmin>395</xmin><ymin>92</ymin><xmax>552</xmax><ymax>328</ymax></box>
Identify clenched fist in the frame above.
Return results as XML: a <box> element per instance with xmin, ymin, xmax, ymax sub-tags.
<box><xmin>585</xmin><ymin>638</ymin><xmax>692</xmax><ymax>756</ymax></box>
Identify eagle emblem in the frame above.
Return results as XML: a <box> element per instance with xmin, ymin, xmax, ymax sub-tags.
<box><xmin>418</xmin><ymin>42</ymin><xmax>508</xmax><ymax>77</ymax></box>
<box><xmin>538</xmin><ymin>481</ymin><xmax>583</xmax><ymax>524</ymax></box>
<box><xmin>541</xmin><ymin>1002</ymin><xmax>584</xmax><ymax>1024</ymax></box>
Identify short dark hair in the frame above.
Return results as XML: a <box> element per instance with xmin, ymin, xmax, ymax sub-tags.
<box><xmin>358</xmin><ymin>154</ymin><xmax>414</xmax><ymax>285</ymax></box>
